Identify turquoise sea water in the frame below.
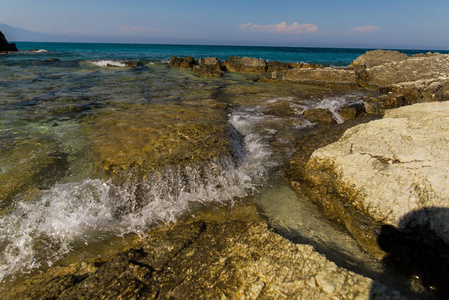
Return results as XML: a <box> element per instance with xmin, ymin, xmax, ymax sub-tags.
<box><xmin>10</xmin><ymin>42</ymin><xmax>449</xmax><ymax>66</ymax></box>
<box><xmin>0</xmin><ymin>42</ymin><xmax>441</xmax><ymax>295</ymax></box>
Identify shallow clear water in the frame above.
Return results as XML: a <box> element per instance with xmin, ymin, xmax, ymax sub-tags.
<box><xmin>0</xmin><ymin>43</ymin><xmax>417</xmax><ymax>293</ymax></box>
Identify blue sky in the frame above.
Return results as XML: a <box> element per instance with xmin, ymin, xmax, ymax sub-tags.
<box><xmin>1</xmin><ymin>0</ymin><xmax>448</xmax><ymax>49</ymax></box>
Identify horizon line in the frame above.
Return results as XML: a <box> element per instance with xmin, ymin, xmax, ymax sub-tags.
<box><xmin>10</xmin><ymin>40</ymin><xmax>449</xmax><ymax>52</ymax></box>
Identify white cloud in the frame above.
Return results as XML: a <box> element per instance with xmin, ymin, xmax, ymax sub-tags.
<box><xmin>119</xmin><ymin>25</ymin><xmax>165</xmax><ymax>33</ymax></box>
<box><xmin>240</xmin><ymin>22</ymin><xmax>319</xmax><ymax>34</ymax></box>
<box><xmin>345</xmin><ymin>25</ymin><xmax>380</xmax><ymax>34</ymax></box>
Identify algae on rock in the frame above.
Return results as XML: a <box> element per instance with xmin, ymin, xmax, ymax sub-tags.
<box><xmin>82</xmin><ymin>101</ymin><xmax>244</xmax><ymax>181</ymax></box>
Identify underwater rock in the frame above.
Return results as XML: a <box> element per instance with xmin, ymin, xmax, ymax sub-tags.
<box><xmin>192</xmin><ymin>64</ymin><xmax>224</xmax><ymax>77</ymax></box>
<box><xmin>0</xmin><ymin>31</ymin><xmax>18</xmax><ymax>53</ymax></box>
<box><xmin>0</xmin><ymin>138</ymin><xmax>68</xmax><ymax>213</ymax></box>
<box><xmin>2</xmin><ymin>221</ymin><xmax>404</xmax><ymax>300</ymax></box>
<box><xmin>82</xmin><ymin>101</ymin><xmax>243</xmax><ymax>181</ymax></box>
<box><xmin>294</xmin><ymin>102</ymin><xmax>449</xmax><ymax>258</ymax></box>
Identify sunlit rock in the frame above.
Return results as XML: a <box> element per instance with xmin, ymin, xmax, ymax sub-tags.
<box><xmin>2</xmin><ymin>221</ymin><xmax>404</xmax><ymax>299</ymax></box>
<box><xmin>300</xmin><ymin>102</ymin><xmax>449</xmax><ymax>255</ymax></box>
<box><xmin>351</xmin><ymin>50</ymin><xmax>449</xmax><ymax>103</ymax></box>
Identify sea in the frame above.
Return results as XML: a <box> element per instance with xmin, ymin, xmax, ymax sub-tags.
<box><xmin>1</xmin><ymin>42</ymin><xmax>446</xmax><ymax>292</ymax></box>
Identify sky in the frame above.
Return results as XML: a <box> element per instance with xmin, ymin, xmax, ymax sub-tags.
<box><xmin>1</xmin><ymin>0</ymin><xmax>449</xmax><ymax>49</ymax></box>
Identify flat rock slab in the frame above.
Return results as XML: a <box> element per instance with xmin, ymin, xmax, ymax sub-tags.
<box><xmin>2</xmin><ymin>221</ymin><xmax>403</xmax><ymax>299</ymax></box>
<box><xmin>306</xmin><ymin>102</ymin><xmax>449</xmax><ymax>244</ymax></box>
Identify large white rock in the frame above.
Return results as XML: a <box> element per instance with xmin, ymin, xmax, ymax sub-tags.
<box><xmin>306</xmin><ymin>102</ymin><xmax>449</xmax><ymax>243</ymax></box>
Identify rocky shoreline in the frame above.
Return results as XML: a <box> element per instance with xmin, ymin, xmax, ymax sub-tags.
<box><xmin>4</xmin><ymin>49</ymin><xmax>449</xmax><ymax>299</ymax></box>
<box><xmin>171</xmin><ymin>49</ymin><xmax>449</xmax><ymax>115</ymax></box>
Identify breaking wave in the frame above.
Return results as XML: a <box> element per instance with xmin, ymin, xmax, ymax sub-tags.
<box><xmin>0</xmin><ymin>109</ymin><xmax>275</xmax><ymax>283</ymax></box>
<box><xmin>88</xmin><ymin>60</ymin><xmax>128</xmax><ymax>67</ymax></box>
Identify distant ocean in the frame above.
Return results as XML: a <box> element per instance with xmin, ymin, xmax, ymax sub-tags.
<box><xmin>10</xmin><ymin>42</ymin><xmax>449</xmax><ymax>66</ymax></box>
<box><xmin>0</xmin><ymin>42</ymin><xmax>446</xmax><ymax>289</ymax></box>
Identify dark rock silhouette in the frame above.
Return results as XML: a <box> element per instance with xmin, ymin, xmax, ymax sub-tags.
<box><xmin>0</xmin><ymin>31</ymin><xmax>18</xmax><ymax>52</ymax></box>
<box><xmin>377</xmin><ymin>208</ymin><xmax>449</xmax><ymax>299</ymax></box>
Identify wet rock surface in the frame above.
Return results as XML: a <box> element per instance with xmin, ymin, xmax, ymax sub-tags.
<box><xmin>303</xmin><ymin>108</ymin><xmax>337</xmax><ymax>124</ymax></box>
<box><xmin>285</xmin><ymin>116</ymin><xmax>383</xmax><ymax>255</ymax></box>
<box><xmin>192</xmin><ymin>64</ymin><xmax>224</xmax><ymax>77</ymax></box>
<box><xmin>0</xmin><ymin>137</ymin><xmax>69</xmax><ymax>213</ymax></box>
<box><xmin>2</xmin><ymin>220</ymin><xmax>404</xmax><ymax>300</ymax></box>
<box><xmin>82</xmin><ymin>100</ymin><xmax>242</xmax><ymax>180</ymax></box>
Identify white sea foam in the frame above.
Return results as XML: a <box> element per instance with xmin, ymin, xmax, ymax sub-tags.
<box><xmin>32</xmin><ymin>49</ymin><xmax>48</xmax><ymax>53</ymax></box>
<box><xmin>89</xmin><ymin>60</ymin><xmax>128</xmax><ymax>67</ymax></box>
<box><xmin>0</xmin><ymin>109</ymin><xmax>275</xmax><ymax>283</ymax></box>
<box><xmin>291</xmin><ymin>96</ymin><xmax>363</xmax><ymax>124</ymax></box>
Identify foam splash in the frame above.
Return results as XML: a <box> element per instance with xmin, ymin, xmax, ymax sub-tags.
<box><xmin>89</xmin><ymin>60</ymin><xmax>128</xmax><ymax>67</ymax></box>
<box><xmin>0</xmin><ymin>110</ymin><xmax>275</xmax><ymax>283</ymax></box>
<box><xmin>291</xmin><ymin>96</ymin><xmax>363</xmax><ymax>124</ymax></box>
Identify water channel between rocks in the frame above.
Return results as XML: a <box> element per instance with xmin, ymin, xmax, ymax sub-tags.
<box><xmin>0</xmin><ymin>61</ymin><xmax>419</xmax><ymax>295</ymax></box>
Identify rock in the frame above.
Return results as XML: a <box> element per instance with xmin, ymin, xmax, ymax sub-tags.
<box><xmin>285</xmin><ymin>116</ymin><xmax>383</xmax><ymax>257</ymax></box>
<box><xmin>364</xmin><ymin>93</ymin><xmax>407</xmax><ymax>115</ymax></box>
<box><xmin>2</xmin><ymin>221</ymin><xmax>404</xmax><ymax>300</ymax></box>
<box><xmin>303</xmin><ymin>108</ymin><xmax>336</xmax><ymax>124</ymax></box>
<box><xmin>262</xmin><ymin>101</ymin><xmax>297</xmax><ymax>117</ymax></box>
<box><xmin>0</xmin><ymin>138</ymin><xmax>69</xmax><ymax>213</ymax></box>
<box><xmin>351</xmin><ymin>50</ymin><xmax>449</xmax><ymax>103</ymax></box>
<box><xmin>0</xmin><ymin>31</ymin><xmax>18</xmax><ymax>53</ymax></box>
<box><xmin>170</xmin><ymin>56</ymin><xmax>196</xmax><ymax>68</ymax></box>
<box><xmin>266</xmin><ymin>61</ymin><xmax>293</xmax><ymax>72</ymax></box>
<box><xmin>351</xmin><ymin>50</ymin><xmax>408</xmax><ymax>69</ymax></box>
<box><xmin>223</xmin><ymin>56</ymin><xmax>267</xmax><ymax>72</ymax></box>
<box><xmin>197</xmin><ymin>57</ymin><xmax>222</xmax><ymax>71</ymax></box>
<box><xmin>298</xmin><ymin>102</ymin><xmax>449</xmax><ymax>255</ymax></box>
<box><xmin>385</xmin><ymin>78</ymin><xmax>449</xmax><ymax>104</ymax></box>
<box><xmin>276</xmin><ymin>67</ymin><xmax>358</xmax><ymax>86</ymax></box>
<box><xmin>82</xmin><ymin>102</ymin><xmax>243</xmax><ymax>183</ymax></box>
<box><xmin>337</xmin><ymin>107</ymin><xmax>357</xmax><ymax>120</ymax></box>
<box><xmin>192</xmin><ymin>65</ymin><xmax>224</xmax><ymax>77</ymax></box>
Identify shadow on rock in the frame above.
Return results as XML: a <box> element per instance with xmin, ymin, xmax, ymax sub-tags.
<box><xmin>375</xmin><ymin>208</ymin><xmax>449</xmax><ymax>299</ymax></box>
